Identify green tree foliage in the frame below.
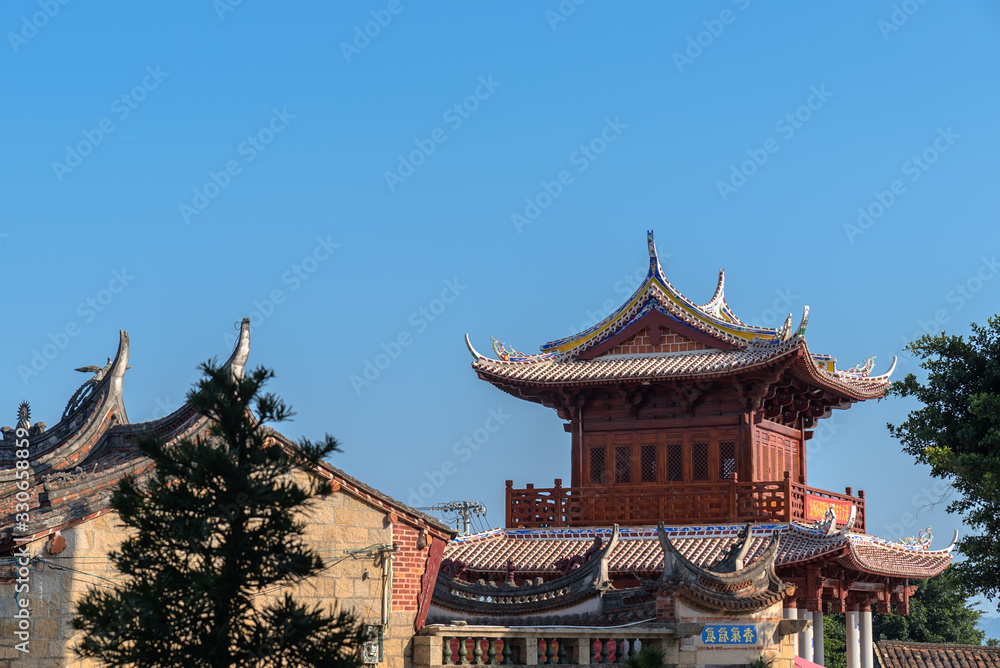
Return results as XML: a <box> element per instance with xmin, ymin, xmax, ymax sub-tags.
<box><xmin>73</xmin><ymin>362</ymin><xmax>364</xmax><ymax>667</ymax></box>
<box><xmin>823</xmin><ymin>614</ymin><xmax>847</xmax><ymax>668</ymax></box>
<box><xmin>821</xmin><ymin>569</ymin><xmax>993</xmax><ymax>666</ymax></box>
<box><xmin>623</xmin><ymin>644</ymin><xmax>667</xmax><ymax>668</ymax></box>
<box><xmin>887</xmin><ymin>316</ymin><xmax>1000</xmax><ymax>605</ymax></box>
<box><xmin>873</xmin><ymin>569</ymin><xmax>986</xmax><ymax>644</ymax></box>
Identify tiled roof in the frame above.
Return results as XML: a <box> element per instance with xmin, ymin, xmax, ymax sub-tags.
<box><xmin>472</xmin><ymin>339</ymin><xmax>893</xmax><ymax>400</ymax></box>
<box><xmin>444</xmin><ymin>524</ymin><xmax>951</xmax><ymax>580</ymax></box>
<box><xmin>467</xmin><ymin>232</ymin><xmax>894</xmax><ymax>401</ymax></box>
<box><xmin>1</xmin><ymin>325</ymin><xmax>455</xmax><ymax>547</ymax></box>
<box><xmin>473</xmin><ymin>342</ymin><xmax>800</xmax><ymax>385</ymax></box>
<box><xmin>875</xmin><ymin>640</ymin><xmax>1000</xmax><ymax>668</ymax></box>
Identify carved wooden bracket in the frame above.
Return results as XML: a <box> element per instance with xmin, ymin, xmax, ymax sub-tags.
<box><xmin>617</xmin><ymin>386</ymin><xmax>650</xmax><ymax>418</ymax></box>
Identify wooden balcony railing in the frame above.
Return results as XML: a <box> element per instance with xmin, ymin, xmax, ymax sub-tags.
<box><xmin>505</xmin><ymin>473</ymin><xmax>865</xmax><ymax>533</ymax></box>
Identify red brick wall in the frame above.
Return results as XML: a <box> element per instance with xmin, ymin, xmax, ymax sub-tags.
<box><xmin>391</xmin><ymin>522</ymin><xmax>428</xmax><ymax>613</ymax></box>
<box><xmin>606</xmin><ymin>327</ymin><xmax>706</xmax><ymax>356</ymax></box>
<box><xmin>656</xmin><ymin>595</ymin><xmax>676</xmax><ymax>622</ymax></box>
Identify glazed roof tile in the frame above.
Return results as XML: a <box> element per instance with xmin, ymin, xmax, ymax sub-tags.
<box><xmin>1</xmin><ymin>324</ymin><xmax>454</xmax><ymax>546</ymax></box>
<box><xmin>466</xmin><ymin>232</ymin><xmax>895</xmax><ymax>400</ymax></box>
<box><xmin>874</xmin><ymin>640</ymin><xmax>1000</xmax><ymax>668</ymax></box>
<box><xmin>444</xmin><ymin>524</ymin><xmax>952</xmax><ymax>580</ymax></box>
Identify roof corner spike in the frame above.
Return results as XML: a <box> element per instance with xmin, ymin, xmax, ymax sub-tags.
<box><xmin>108</xmin><ymin>330</ymin><xmax>130</xmax><ymax>397</ymax></box>
<box><xmin>464</xmin><ymin>333</ymin><xmax>486</xmax><ymax>361</ymax></box>
<box><xmin>837</xmin><ymin>505</ymin><xmax>858</xmax><ymax>536</ymax></box>
<box><xmin>223</xmin><ymin>318</ymin><xmax>251</xmax><ymax>380</ymax></box>
<box><xmin>883</xmin><ymin>355</ymin><xmax>898</xmax><ymax>379</ymax></box>
<box><xmin>596</xmin><ymin>524</ymin><xmax>620</xmax><ymax>590</ymax></box>
<box><xmin>944</xmin><ymin>529</ymin><xmax>958</xmax><ymax>553</ymax></box>
<box><xmin>796</xmin><ymin>305</ymin><xmax>810</xmax><ymax>337</ymax></box>
<box><xmin>647</xmin><ymin>229</ymin><xmax>666</xmax><ymax>282</ymax></box>
<box><xmin>779</xmin><ymin>314</ymin><xmax>793</xmax><ymax>341</ymax></box>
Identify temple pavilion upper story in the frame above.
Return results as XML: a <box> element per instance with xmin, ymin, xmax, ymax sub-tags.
<box><xmin>465</xmin><ymin>231</ymin><xmax>897</xmax><ymax>532</ymax></box>
<box><xmin>422</xmin><ymin>232</ymin><xmax>954</xmax><ymax>668</ymax></box>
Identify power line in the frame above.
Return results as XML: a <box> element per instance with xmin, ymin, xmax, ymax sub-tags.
<box><xmin>417</xmin><ymin>501</ymin><xmax>487</xmax><ymax>535</ymax></box>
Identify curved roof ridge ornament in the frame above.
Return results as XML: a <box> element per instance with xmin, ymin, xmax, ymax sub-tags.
<box><xmin>944</xmin><ymin>529</ymin><xmax>959</xmax><ymax>553</ymax></box>
<box><xmin>837</xmin><ymin>504</ymin><xmax>858</xmax><ymax>536</ymax></box>
<box><xmin>656</xmin><ymin>522</ymin><xmax>781</xmax><ymax>581</ymax></box>
<box><xmin>464</xmin><ymin>333</ymin><xmax>486</xmax><ymax>361</ymax></box>
<box><xmin>699</xmin><ymin>268</ymin><xmax>726</xmax><ymax>309</ymax></box>
<box><xmin>779</xmin><ymin>314</ymin><xmax>793</xmax><ymax>341</ymax></box>
<box><xmin>647</xmin><ymin>229</ymin><xmax>664</xmax><ymax>280</ymax></box>
<box><xmin>869</xmin><ymin>355</ymin><xmax>898</xmax><ymax>381</ymax></box>
<box><xmin>796</xmin><ymin>305</ymin><xmax>810</xmax><ymax>337</ymax></box>
<box><xmin>538</xmin><ymin>232</ymin><xmax>785</xmax><ymax>356</ymax></box>
<box><xmin>222</xmin><ymin>318</ymin><xmax>251</xmax><ymax>380</ymax></box>
<box><xmin>63</xmin><ymin>331</ymin><xmax>131</xmax><ymax>419</ymax></box>
<box><xmin>595</xmin><ymin>524</ymin><xmax>620</xmax><ymax>591</ymax></box>
<box><xmin>107</xmin><ymin>330</ymin><xmax>130</xmax><ymax>396</ymax></box>
<box><xmin>709</xmin><ymin>521</ymin><xmax>754</xmax><ymax>572</ymax></box>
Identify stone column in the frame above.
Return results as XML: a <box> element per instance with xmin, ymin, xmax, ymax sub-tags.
<box><xmin>846</xmin><ymin>610</ymin><xmax>860</xmax><ymax>668</ymax></box>
<box><xmin>798</xmin><ymin>608</ymin><xmax>813</xmax><ymax>661</ymax></box>
<box><xmin>813</xmin><ymin>610</ymin><xmax>825</xmax><ymax>666</ymax></box>
<box><xmin>861</xmin><ymin>605</ymin><xmax>874</xmax><ymax>668</ymax></box>
<box><xmin>783</xmin><ymin>605</ymin><xmax>799</xmax><ymax>656</ymax></box>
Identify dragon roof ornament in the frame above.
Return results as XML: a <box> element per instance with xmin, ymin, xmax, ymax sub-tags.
<box><xmin>63</xmin><ymin>331</ymin><xmax>131</xmax><ymax>420</ymax></box>
<box><xmin>640</xmin><ymin>521</ymin><xmax>791</xmax><ymax>613</ymax></box>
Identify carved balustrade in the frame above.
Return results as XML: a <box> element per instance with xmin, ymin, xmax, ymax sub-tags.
<box><xmin>505</xmin><ymin>474</ymin><xmax>865</xmax><ymax>533</ymax></box>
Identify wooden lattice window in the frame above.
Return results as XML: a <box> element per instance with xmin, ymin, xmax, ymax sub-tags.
<box><xmin>590</xmin><ymin>447</ymin><xmax>606</xmax><ymax>484</ymax></box>
<box><xmin>667</xmin><ymin>442</ymin><xmax>683</xmax><ymax>482</ymax></box>
<box><xmin>640</xmin><ymin>444</ymin><xmax>657</xmax><ymax>482</ymax></box>
<box><xmin>692</xmin><ymin>441</ymin><xmax>709</xmax><ymax>481</ymax></box>
<box><xmin>719</xmin><ymin>440</ymin><xmax>736</xmax><ymax>480</ymax></box>
<box><xmin>615</xmin><ymin>446</ymin><xmax>631</xmax><ymax>483</ymax></box>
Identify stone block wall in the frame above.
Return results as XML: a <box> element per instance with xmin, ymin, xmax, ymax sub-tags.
<box><xmin>0</xmin><ymin>471</ymin><xmax>444</xmax><ymax>668</ymax></box>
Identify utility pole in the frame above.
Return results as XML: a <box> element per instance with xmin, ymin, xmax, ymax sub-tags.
<box><xmin>417</xmin><ymin>501</ymin><xmax>487</xmax><ymax>535</ymax></box>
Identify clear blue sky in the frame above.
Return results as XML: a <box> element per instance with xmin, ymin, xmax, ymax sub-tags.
<box><xmin>3</xmin><ymin>0</ymin><xmax>1000</xmax><ymax>625</ymax></box>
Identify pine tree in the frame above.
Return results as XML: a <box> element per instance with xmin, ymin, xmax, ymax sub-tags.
<box><xmin>72</xmin><ymin>361</ymin><xmax>364</xmax><ymax>667</ymax></box>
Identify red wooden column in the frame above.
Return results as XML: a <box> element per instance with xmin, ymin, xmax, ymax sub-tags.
<box><xmin>505</xmin><ymin>480</ymin><xmax>513</xmax><ymax>528</ymax></box>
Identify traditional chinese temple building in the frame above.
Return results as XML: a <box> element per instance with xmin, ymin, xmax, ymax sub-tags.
<box><xmin>418</xmin><ymin>233</ymin><xmax>955</xmax><ymax>668</ymax></box>
<box><xmin>0</xmin><ymin>321</ymin><xmax>455</xmax><ymax>668</ymax></box>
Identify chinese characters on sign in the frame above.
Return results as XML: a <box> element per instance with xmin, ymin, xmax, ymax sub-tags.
<box><xmin>804</xmin><ymin>494</ymin><xmax>853</xmax><ymax>523</ymax></box>
<box><xmin>701</xmin><ymin>624</ymin><xmax>757</xmax><ymax>645</ymax></box>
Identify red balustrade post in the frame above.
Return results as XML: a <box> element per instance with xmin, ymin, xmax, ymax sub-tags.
<box><xmin>858</xmin><ymin>490</ymin><xmax>866</xmax><ymax>533</ymax></box>
<box><xmin>729</xmin><ymin>472</ymin><xmax>738</xmax><ymax>522</ymax></box>
<box><xmin>783</xmin><ymin>471</ymin><xmax>792</xmax><ymax>523</ymax></box>
<box><xmin>505</xmin><ymin>480</ymin><xmax>513</xmax><ymax>528</ymax></box>
<box><xmin>554</xmin><ymin>478</ymin><xmax>564</xmax><ymax>527</ymax></box>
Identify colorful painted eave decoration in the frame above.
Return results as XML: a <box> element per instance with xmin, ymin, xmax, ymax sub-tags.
<box><xmin>465</xmin><ymin>231</ymin><xmax>897</xmax><ymax>389</ymax></box>
<box><xmin>538</xmin><ymin>230</ymin><xmax>794</xmax><ymax>355</ymax></box>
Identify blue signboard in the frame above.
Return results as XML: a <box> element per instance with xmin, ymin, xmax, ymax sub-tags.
<box><xmin>701</xmin><ymin>624</ymin><xmax>757</xmax><ymax>645</ymax></box>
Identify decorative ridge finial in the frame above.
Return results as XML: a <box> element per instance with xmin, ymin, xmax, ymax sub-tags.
<box><xmin>837</xmin><ymin>505</ymin><xmax>858</xmax><ymax>536</ymax></box>
<box><xmin>647</xmin><ymin>230</ymin><xmax>667</xmax><ymax>283</ymax></box>
<box><xmin>464</xmin><ymin>334</ymin><xmax>486</xmax><ymax>361</ymax></box>
<box><xmin>63</xmin><ymin>330</ymin><xmax>130</xmax><ymax>419</ymax></box>
<box><xmin>796</xmin><ymin>306</ymin><xmax>810</xmax><ymax>337</ymax></box>
<box><xmin>223</xmin><ymin>318</ymin><xmax>251</xmax><ymax>380</ymax></box>
<box><xmin>16</xmin><ymin>400</ymin><xmax>31</xmax><ymax>430</ymax></box>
